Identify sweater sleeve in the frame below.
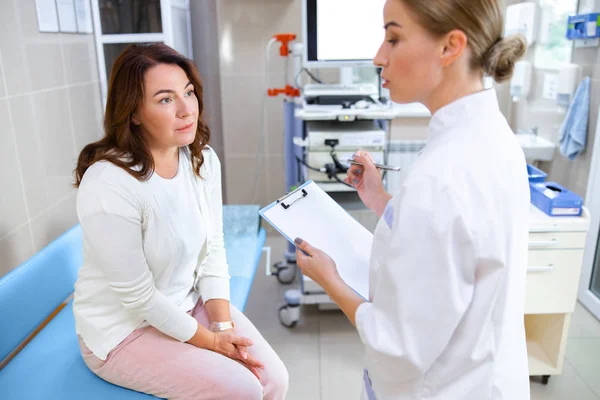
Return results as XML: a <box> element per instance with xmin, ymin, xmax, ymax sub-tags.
<box><xmin>77</xmin><ymin>175</ymin><xmax>198</xmax><ymax>343</ymax></box>
<box><xmin>196</xmin><ymin>149</ymin><xmax>231</xmax><ymax>302</ymax></box>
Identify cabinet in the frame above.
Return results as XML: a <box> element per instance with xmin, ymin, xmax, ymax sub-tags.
<box><xmin>525</xmin><ymin>205</ymin><xmax>590</xmax><ymax>379</ymax></box>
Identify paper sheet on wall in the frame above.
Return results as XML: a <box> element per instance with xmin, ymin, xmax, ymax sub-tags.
<box><xmin>35</xmin><ymin>0</ymin><xmax>59</xmax><ymax>33</ymax></box>
<box><xmin>260</xmin><ymin>181</ymin><xmax>372</xmax><ymax>300</ymax></box>
<box><xmin>57</xmin><ymin>0</ymin><xmax>78</xmax><ymax>33</ymax></box>
<box><xmin>75</xmin><ymin>0</ymin><xmax>93</xmax><ymax>33</ymax></box>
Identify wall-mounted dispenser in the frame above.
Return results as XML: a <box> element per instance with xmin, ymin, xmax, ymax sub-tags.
<box><xmin>510</xmin><ymin>60</ymin><xmax>533</xmax><ymax>102</ymax></box>
<box><xmin>557</xmin><ymin>63</ymin><xmax>582</xmax><ymax>107</ymax></box>
<box><xmin>505</xmin><ymin>3</ymin><xmax>538</xmax><ymax>45</ymax></box>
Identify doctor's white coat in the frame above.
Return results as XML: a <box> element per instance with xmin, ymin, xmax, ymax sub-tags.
<box><xmin>355</xmin><ymin>89</ymin><xmax>531</xmax><ymax>399</ymax></box>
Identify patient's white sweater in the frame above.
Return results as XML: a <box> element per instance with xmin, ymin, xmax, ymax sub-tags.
<box><xmin>73</xmin><ymin>147</ymin><xmax>230</xmax><ymax>360</ymax></box>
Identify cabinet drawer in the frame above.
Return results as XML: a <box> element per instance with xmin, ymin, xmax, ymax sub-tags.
<box><xmin>528</xmin><ymin>232</ymin><xmax>587</xmax><ymax>250</ymax></box>
<box><xmin>524</xmin><ymin>250</ymin><xmax>584</xmax><ymax>314</ymax></box>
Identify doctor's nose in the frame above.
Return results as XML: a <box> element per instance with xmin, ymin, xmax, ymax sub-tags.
<box><xmin>373</xmin><ymin>46</ymin><xmax>388</xmax><ymax>68</ymax></box>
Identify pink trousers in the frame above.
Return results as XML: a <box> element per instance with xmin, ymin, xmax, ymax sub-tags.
<box><xmin>79</xmin><ymin>300</ymin><xmax>289</xmax><ymax>400</ymax></box>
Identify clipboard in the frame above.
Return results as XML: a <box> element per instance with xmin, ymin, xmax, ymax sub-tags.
<box><xmin>259</xmin><ymin>180</ymin><xmax>372</xmax><ymax>300</ymax></box>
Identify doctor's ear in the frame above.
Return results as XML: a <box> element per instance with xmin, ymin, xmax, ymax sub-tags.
<box><xmin>440</xmin><ymin>29</ymin><xmax>468</xmax><ymax>67</ymax></box>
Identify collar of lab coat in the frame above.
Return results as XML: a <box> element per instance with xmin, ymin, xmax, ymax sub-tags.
<box><xmin>427</xmin><ymin>88</ymin><xmax>499</xmax><ymax>144</ymax></box>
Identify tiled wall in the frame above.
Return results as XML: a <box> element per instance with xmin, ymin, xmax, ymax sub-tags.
<box><xmin>214</xmin><ymin>0</ymin><xmax>597</xmax><ymax>204</ymax></box>
<box><xmin>0</xmin><ymin>0</ymin><xmax>103</xmax><ymax>277</ymax></box>
<box><xmin>215</xmin><ymin>0</ymin><xmax>430</xmax><ymax>207</ymax></box>
<box><xmin>189</xmin><ymin>0</ymin><xmax>227</xmax><ymax>199</ymax></box>
<box><xmin>537</xmin><ymin>44</ymin><xmax>600</xmax><ymax>198</ymax></box>
<box><xmin>217</xmin><ymin>0</ymin><xmax>300</xmax><ymax>207</ymax></box>
<box><xmin>510</xmin><ymin>0</ymin><xmax>600</xmax><ymax>198</ymax></box>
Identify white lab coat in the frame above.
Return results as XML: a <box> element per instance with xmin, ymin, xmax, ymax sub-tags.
<box><xmin>355</xmin><ymin>89</ymin><xmax>531</xmax><ymax>399</ymax></box>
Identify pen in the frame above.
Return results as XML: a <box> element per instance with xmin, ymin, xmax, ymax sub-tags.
<box><xmin>342</xmin><ymin>159</ymin><xmax>402</xmax><ymax>172</ymax></box>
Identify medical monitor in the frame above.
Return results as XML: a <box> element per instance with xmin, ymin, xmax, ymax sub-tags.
<box><xmin>303</xmin><ymin>0</ymin><xmax>386</xmax><ymax>68</ymax></box>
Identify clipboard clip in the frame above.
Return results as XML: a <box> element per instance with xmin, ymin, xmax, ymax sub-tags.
<box><xmin>277</xmin><ymin>188</ymin><xmax>308</xmax><ymax>210</ymax></box>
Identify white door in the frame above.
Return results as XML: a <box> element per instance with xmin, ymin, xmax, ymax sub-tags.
<box><xmin>578</xmin><ymin>106</ymin><xmax>600</xmax><ymax>320</ymax></box>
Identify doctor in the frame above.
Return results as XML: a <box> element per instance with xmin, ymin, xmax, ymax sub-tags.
<box><xmin>295</xmin><ymin>0</ymin><xmax>531</xmax><ymax>399</ymax></box>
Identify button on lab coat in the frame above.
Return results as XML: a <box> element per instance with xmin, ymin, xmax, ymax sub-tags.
<box><xmin>355</xmin><ymin>89</ymin><xmax>531</xmax><ymax>399</ymax></box>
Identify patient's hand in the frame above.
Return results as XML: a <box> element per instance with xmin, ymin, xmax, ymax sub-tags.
<box><xmin>210</xmin><ymin>331</ymin><xmax>264</xmax><ymax>380</ymax></box>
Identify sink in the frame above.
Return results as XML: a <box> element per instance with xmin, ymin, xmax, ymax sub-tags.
<box><xmin>515</xmin><ymin>133</ymin><xmax>557</xmax><ymax>162</ymax></box>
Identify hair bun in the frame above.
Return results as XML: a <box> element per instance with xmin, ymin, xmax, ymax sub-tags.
<box><xmin>482</xmin><ymin>35</ymin><xmax>527</xmax><ymax>83</ymax></box>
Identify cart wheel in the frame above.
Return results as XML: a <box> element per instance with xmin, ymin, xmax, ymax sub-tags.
<box><xmin>278</xmin><ymin>305</ymin><xmax>298</xmax><ymax>328</ymax></box>
<box><xmin>275</xmin><ymin>264</ymin><xmax>296</xmax><ymax>284</ymax></box>
<box><xmin>542</xmin><ymin>375</ymin><xmax>550</xmax><ymax>385</ymax></box>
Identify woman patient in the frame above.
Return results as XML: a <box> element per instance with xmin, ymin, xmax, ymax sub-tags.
<box><xmin>72</xmin><ymin>43</ymin><xmax>288</xmax><ymax>400</ymax></box>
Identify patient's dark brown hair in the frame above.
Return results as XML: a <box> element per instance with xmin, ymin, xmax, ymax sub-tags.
<box><xmin>74</xmin><ymin>43</ymin><xmax>210</xmax><ymax>187</ymax></box>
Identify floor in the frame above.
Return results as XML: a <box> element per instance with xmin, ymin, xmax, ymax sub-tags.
<box><xmin>244</xmin><ymin>236</ymin><xmax>600</xmax><ymax>400</ymax></box>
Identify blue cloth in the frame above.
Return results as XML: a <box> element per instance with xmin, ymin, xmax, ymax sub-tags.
<box><xmin>363</xmin><ymin>369</ymin><xmax>378</xmax><ymax>400</ymax></box>
<box><xmin>559</xmin><ymin>77</ymin><xmax>591</xmax><ymax>160</ymax></box>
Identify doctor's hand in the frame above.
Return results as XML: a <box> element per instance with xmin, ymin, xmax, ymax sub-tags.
<box><xmin>345</xmin><ymin>151</ymin><xmax>392</xmax><ymax>217</ymax></box>
<box><xmin>294</xmin><ymin>238</ymin><xmax>342</xmax><ymax>290</ymax></box>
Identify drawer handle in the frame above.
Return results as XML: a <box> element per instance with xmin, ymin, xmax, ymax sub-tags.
<box><xmin>527</xmin><ymin>265</ymin><xmax>554</xmax><ymax>273</ymax></box>
<box><xmin>528</xmin><ymin>239</ymin><xmax>558</xmax><ymax>249</ymax></box>
<box><xmin>529</xmin><ymin>226</ymin><xmax>559</xmax><ymax>233</ymax></box>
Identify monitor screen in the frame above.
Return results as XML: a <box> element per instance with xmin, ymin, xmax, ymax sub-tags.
<box><xmin>304</xmin><ymin>0</ymin><xmax>386</xmax><ymax>68</ymax></box>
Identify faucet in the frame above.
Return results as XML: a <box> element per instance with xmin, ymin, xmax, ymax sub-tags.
<box><xmin>517</xmin><ymin>126</ymin><xmax>538</xmax><ymax>136</ymax></box>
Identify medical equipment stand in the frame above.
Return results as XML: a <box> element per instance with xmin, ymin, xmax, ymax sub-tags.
<box><xmin>264</xmin><ymin>33</ymin><xmax>404</xmax><ymax>327</ymax></box>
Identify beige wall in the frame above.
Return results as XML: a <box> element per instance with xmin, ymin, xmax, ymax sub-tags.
<box><xmin>217</xmin><ymin>0</ymin><xmax>298</xmax><ymax>207</ymax></box>
<box><xmin>0</xmin><ymin>0</ymin><xmax>103</xmax><ymax>277</ymax></box>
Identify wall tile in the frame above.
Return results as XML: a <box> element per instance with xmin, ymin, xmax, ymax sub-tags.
<box><xmin>0</xmin><ymin>50</ymin><xmax>6</xmax><ymax>98</ymax></box>
<box><xmin>0</xmin><ymin>99</ymin><xmax>29</xmax><ymax>237</ymax></box>
<box><xmin>0</xmin><ymin>0</ymin><xmax>32</xmax><ymax>96</ymax></box>
<box><xmin>16</xmin><ymin>0</ymin><xmax>44</xmax><ymax>38</ymax></box>
<box><xmin>0</xmin><ymin>223</ymin><xmax>35</xmax><ymax>278</ymax></box>
<box><xmin>267</xmin><ymin>155</ymin><xmax>286</xmax><ymax>199</ymax></box>
<box><xmin>573</xmin><ymin>46</ymin><xmax>598</xmax><ymax>68</ymax></box>
<box><xmin>265</xmin><ymin>95</ymin><xmax>286</xmax><ymax>156</ymax></box>
<box><xmin>61</xmin><ymin>35</ymin><xmax>100</xmax><ymax>84</ymax></box>
<box><xmin>10</xmin><ymin>91</ymin><xmax>76</xmax><ymax>218</ymax></box>
<box><xmin>25</xmin><ymin>42</ymin><xmax>66</xmax><ymax>92</ymax></box>
<box><xmin>69</xmin><ymin>83</ymin><xmax>104</xmax><ymax>152</ymax></box>
<box><xmin>30</xmin><ymin>194</ymin><xmax>77</xmax><ymax>252</ymax></box>
<box><xmin>217</xmin><ymin>0</ymin><xmax>267</xmax><ymax>78</ymax></box>
<box><xmin>224</xmin><ymin>155</ymin><xmax>270</xmax><ymax>206</ymax></box>
<box><xmin>221</xmin><ymin>76</ymin><xmax>265</xmax><ymax>156</ymax></box>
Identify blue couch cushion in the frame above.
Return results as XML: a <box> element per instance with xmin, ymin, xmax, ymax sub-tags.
<box><xmin>0</xmin><ymin>225</ymin><xmax>82</xmax><ymax>362</ymax></box>
<box><xmin>0</xmin><ymin>301</ymin><xmax>156</xmax><ymax>400</ymax></box>
<box><xmin>0</xmin><ymin>207</ymin><xmax>266</xmax><ymax>399</ymax></box>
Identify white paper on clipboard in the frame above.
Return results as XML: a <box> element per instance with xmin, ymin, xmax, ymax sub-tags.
<box><xmin>259</xmin><ymin>180</ymin><xmax>372</xmax><ymax>300</ymax></box>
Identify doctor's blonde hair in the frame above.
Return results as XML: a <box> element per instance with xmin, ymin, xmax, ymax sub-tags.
<box><xmin>399</xmin><ymin>0</ymin><xmax>526</xmax><ymax>82</ymax></box>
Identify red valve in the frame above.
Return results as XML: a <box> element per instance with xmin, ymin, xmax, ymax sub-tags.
<box><xmin>267</xmin><ymin>85</ymin><xmax>301</xmax><ymax>98</ymax></box>
<box><xmin>273</xmin><ymin>33</ymin><xmax>297</xmax><ymax>56</ymax></box>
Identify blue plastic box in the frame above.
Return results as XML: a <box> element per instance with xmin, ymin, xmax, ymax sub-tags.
<box><xmin>530</xmin><ymin>181</ymin><xmax>583</xmax><ymax>217</ymax></box>
<box><xmin>567</xmin><ymin>13</ymin><xmax>600</xmax><ymax>40</ymax></box>
<box><xmin>527</xmin><ymin>164</ymin><xmax>548</xmax><ymax>183</ymax></box>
